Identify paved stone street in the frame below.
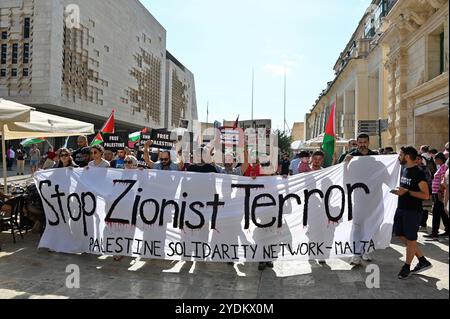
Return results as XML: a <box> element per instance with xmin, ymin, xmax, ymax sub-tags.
<box><xmin>0</xmin><ymin>229</ymin><xmax>447</xmax><ymax>299</ymax></box>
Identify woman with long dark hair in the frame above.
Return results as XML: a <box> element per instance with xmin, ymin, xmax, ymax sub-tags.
<box><xmin>54</xmin><ymin>148</ymin><xmax>78</xmax><ymax>168</ymax></box>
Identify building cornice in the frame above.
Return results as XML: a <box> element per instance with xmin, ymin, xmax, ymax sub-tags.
<box><xmin>403</xmin><ymin>72</ymin><xmax>449</xmax><ymax>99</ymax></box>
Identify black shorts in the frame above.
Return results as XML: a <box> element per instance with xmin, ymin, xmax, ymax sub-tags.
<box><xmin>393</xmin><ymin>208</ymin><xmax>422</xmax><ymax>241</ymax></box>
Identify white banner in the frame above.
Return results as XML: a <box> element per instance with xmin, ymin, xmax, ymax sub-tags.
<box><xmin>34</xmin><ymin>155</ymin><xmax>400</xmax><ymax>262</ymax></box>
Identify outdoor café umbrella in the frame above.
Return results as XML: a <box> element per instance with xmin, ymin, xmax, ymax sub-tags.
<box><xmin>1</xmin><ymin>100</ymin><xmax>94</xmax><ymax>193</ymax></box>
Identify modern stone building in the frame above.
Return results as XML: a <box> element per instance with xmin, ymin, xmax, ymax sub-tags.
<box><xmin>291</xmin><ymin>122</ymin><xmax>304</xmax><ymax>142</ymax></box>
<box><xmin>0</xmin><ymin>0</ymin><xmax>197</xmax><ymax>137</ymax></box>
<box><xmin>305</xmin><ymin>0</ymin><xmax>448</xmax><ymax>152</ymax></box>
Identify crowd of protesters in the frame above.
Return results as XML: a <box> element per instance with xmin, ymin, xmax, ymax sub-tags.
<box><xmin>1</xmin><ymin>132</ymin><xmax>448</xmax><ymax>278</ymax></box>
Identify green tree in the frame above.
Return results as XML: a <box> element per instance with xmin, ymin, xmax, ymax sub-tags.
<box><xmin>276</xmin><ymin>130</ymin><xmax>292</xmax><ymax>155</ymax></box>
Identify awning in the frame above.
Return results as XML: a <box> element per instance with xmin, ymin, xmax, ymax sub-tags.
<box><xmin>2</xmin><ymin>110</ymin><xmax>94</xmax><ymax>140</ymax></box>
<box><xmin>1</xmin><ymin>99</ymin><xmax>94</xmax><ymax>193</ymax></box>
<box><xmin>0</xmin><ymin>98</ymin><xmax>34</xmax><ymax>124</ymax></box>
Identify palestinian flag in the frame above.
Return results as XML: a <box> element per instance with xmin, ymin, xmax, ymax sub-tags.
<box><xmin>101</xmin><ymin>110</ymin><xmax>115</xmax><ymax>134</ymax></box>
<box><xmin>322</xmin><ymin>100</ymin><xmax>336</xmax><ymax>168</ymax></box>
<box><xmin>90</xmin><ymin>132</ymin><xmax>103</xmax><ymax>146</ymax></box>
<box><xmin>128</xmin><ymin>128</ymin><xmax>149</xmax><ymax>144</ymax></box>
<box><xmin>21</xmin><ymin>137</ymin><xmax>46</xmax><ymax>147</ymax></box>
<box><xmin>128</xmin><ymin>131</ymin><xmax>141</xmax><ymax>143</ymax></box>
<box><xmin>90</xmin><ymin>110</ymin><xmax>115</xmax><ymax>146</ymax></box>
<box><xmin>128</xmin><ymin>128</ymin><xmax>148</xmax><ymax>147</ymax></box>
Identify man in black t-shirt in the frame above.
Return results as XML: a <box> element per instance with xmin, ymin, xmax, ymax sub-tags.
<box><xmin>345</xmin><ymin>134</ymin><xmax>378</xmax><ymax>161</ymax></box>
<box><xmin>72</xmin><ymin>136</ymin><xmax>89</xmax><ymax>167</ymax></box>
<box><xmin>392</xmin><ymin>146</ymin><xmax>432</xmax><ymax>279</ymax></box>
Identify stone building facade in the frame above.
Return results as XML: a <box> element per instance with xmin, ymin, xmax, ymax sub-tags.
<box><xmin>0</xmin><ymin>0</ymin><xmax>198</xmax><ymax>134</ymax></box>
<box><xmin>305</xmin><ymin>0</ymin><xmax>448</xmax><ymax>152</ymax></box>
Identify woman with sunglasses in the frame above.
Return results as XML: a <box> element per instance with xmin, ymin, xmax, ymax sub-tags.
<box><xmin>124</xmin><ymin>155</ymin><xmax>139</xmax><ymax>170</ymax></box>
<box><xmin>54</xmin><ymin>148</ymin><xmax>78</xmax><ymax>168</ymax></box>
<box><xmin>88</xmin><ymin>145</ymin><xmax>110</xmax><ymax>168</ymax></box>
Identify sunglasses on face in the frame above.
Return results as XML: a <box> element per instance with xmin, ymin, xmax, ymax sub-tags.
<box><xmin>160</xmin><ymin>158</ymin><xmax>169</xmax><ymax>161</ymax></box>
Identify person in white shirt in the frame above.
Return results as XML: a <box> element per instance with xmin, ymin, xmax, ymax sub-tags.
<box><xmin>88</xmin><ymin>145</ymin><xmax>110</xmax><ymax>168</ymax></box>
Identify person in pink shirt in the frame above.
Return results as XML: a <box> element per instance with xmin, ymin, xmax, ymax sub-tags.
<box><xmin>424</xmin><ymin>152</ymin><xmax>448</xmax><ymax>239</ymax></box>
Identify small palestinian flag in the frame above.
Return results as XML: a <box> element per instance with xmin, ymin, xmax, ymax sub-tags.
<box><xmin>21</xmin><ymin>138</ymin><xmax>46</xmax><ymax>147</ymax></box>
<box><xmin>90</xmin><ymin>132</ymin><xmax>104</xmax><ymax>146</ymax></box>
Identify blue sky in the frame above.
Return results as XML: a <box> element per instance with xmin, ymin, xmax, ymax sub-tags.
<box><xmin>142</xmin><ymin>0</ymin><xmax>371</xmax><ymax>133</ymax></box>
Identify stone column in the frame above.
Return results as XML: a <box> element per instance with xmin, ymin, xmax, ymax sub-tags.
<box><xmin>394</xmin><ymin>48</ymin><xmax>408</xmax><ymax>148</ymax></box>
<box><xmin>385</xmin><ymin>57</ymin><xmax>397</xmax><ymax>148</ymax></box>
<box><xmin>355</xmin><ymin>60</ymin><xmax>369</xmax><ymax>137</ymax></box>
<box><xmin>342</xmin><ymin>90</ymin><xmax>356</xmax><ymax>139</ymax></box>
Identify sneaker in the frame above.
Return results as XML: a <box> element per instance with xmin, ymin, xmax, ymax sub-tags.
<box><xmin>398</xmin><ymin>265</ymin><xmax>411</xmax><ymax>280</ymax></box>
<box><xmin>350</xmin><ymin>256</ymin><xmax>362</xmax><ymax>266</ymax></box>
<box><xmin>438</xmin><ymin>232</ymin><xmax>449</xmax><ymax>237</ymax></box>
<box><xmin>424</xmin><ymin>233</ymin><xmax>439</xmax><ymax>238</ymax></box>
<box><xmin>411</xmin><ymin>260</ymin><xmax>432</xmax><ymax>274</ymax></box>
<box><xmin>362</xmin><ymin>253</ymin><xmax>372</xmax><ymax>262</ymax></box>
<box><xmin>258</xmin><ymin>262</ymin><xmax>266</xmax><ymax>271</ymax></box>
<box><xmin>266</xmin><ymin>261</ymin><xmax>274</xmax><ymax>268</ymax></box>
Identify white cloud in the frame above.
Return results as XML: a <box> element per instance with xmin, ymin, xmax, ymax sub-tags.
<box><xmin>263</xmin><ymin>64</ymin><xmax>289</xmax><ymax>76</ymax></box>
<box><xmin>263</xmin><ymin>53</ymin><xmax>304</xmax><ymax>76</ymax></box>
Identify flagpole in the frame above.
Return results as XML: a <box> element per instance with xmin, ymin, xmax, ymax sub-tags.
<box><xmin>206</xmin><ymin>101</ymin><xmax>209</xmax><ymax>125</ymax></box>
<box><xmin>283</xmin><ymin>68</ymin><xmax>287</xmax><ymax>134</ymax></box>
<box><xmin>251</xmin><ymin>68</ymin><xmax>254</xmax><ymax>122</ymax></box>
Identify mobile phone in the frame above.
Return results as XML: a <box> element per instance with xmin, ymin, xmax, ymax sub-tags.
<box><xmin>390</xmin><ymin>189</ymin><xmax>398</xmax><ymax>194</ymax></box>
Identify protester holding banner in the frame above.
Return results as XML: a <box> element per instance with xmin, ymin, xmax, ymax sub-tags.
<box><xmin>392</xmin><ymin>146</ymin><xmax>432</xmax><ymax>279</ymax></box>
<box><xmin>310</xmin><ymin>151</ymin><xmax>325</xmax><ymax>171</ymax></box>
<box><xmin>72</xmin><ymin>136</ymin><xmax>89</xmax><ymax>167</ymax></box>
<box><xmin>297</xmin><ymin>150</ymin><xmax>312</xmax><ymax>173</ymax></box>
<box><xmin>110</xmin><ymin>149</ymin><xmax>127</xmax><ymax>169</ymax></box>
<box><xmin>103</xmin><ymin>150</ymin><xmax>114</xmax><ymax>163</ymax></box>
<box><xmin>215</xmin><ymin>145</ymin><xmax>249</xmax><ymax>176</ymax></box>
<box><xmin>345</xmin><ymin>134</ymin><xmax>378</xmax><ymax>160</ymax></box>
<box><xmin>88</xmin><ymin>145</ymin><xmax>110</xmax><ymax>168</ymax></box>
<box><xmin>186</xmin><ymin>146</ymin><xmax>218</xmax><ymax>173</ymax></box>
<box><xmin>345</xmin><ymin>133</ymin><xmax>378</xmax><ymax>264</ymax></box>
<box><xmin>75</xmin><ymin>147</ymin><xmax>91</xmax><ymax>168</ymax></box>
<box><xmin>124</xmin><ymin>155</ymin><xmax>139</xmax><ymax>170</ymax></box>
<box><xmin>143</xmin><ymin>140</ymin><xmax>183</xmax><ymax>171</ymax></box>
<box><xmin>54</xmin><ymin>148</ymin><xmax>78</xmax><ymax>168</ymax></box>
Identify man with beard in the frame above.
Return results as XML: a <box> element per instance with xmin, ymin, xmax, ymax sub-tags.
<box><xmin>143</xmin><ymin>140</ymin><xmax>183</xmax><ymax>171</ymax></box>
<box><xmin>110</xmin><ymin>148</ymin><xmax>127</xmax><ymax>169</ymax></box>
<box><xmin>345</xmin><ymin>133</ymin><xmax>378</xmax><ymax>264</ymax></box>
<box><xmin>72</xmin><ymin>136</ymin><xmax>89</xmax><ymax>167</ymax></box>
<box><xmin>391</xmin><ymin>146</ymin><xmax>432</xmax><ymax>279</ymax></box>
